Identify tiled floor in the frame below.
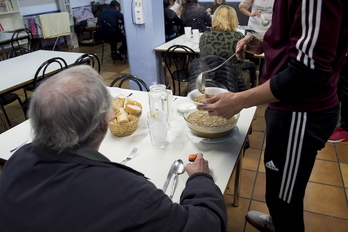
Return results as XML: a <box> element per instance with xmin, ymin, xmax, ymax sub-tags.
<box><xmin>1</xmin><ymin>44</ymin><xmax>347</xmax><ymax>232</ymax></box>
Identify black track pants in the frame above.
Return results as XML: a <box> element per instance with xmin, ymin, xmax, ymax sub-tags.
<box><xmin>263</xmin><ymin>105</ymin><xmax>339</xmax><ymax>232</ymax></box>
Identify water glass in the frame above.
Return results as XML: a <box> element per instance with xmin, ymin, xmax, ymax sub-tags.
<box><xmin>184</xmin><ymin>27</ymin><xmax>192</xmax><ymax>41</ymax></box>
<box><xmin>147</xmin><ymin>112</ymin><xmax>167</xmax><ymax>148</ymax></box>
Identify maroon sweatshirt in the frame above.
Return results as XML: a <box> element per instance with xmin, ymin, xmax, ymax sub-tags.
<box><xmin>260</xmin><ymin>0</ymin><xmax>348</xmax><ymax>112</ymax></box>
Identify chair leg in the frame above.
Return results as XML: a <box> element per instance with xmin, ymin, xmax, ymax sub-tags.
<box><xmin>101</xmin><ymin>41</ymin><xmax>104</xmax><ymax>63</ymax></box>
<box><xmin>0</xmin><ymin>104</ymin><xmax>12</xmax><ymax>128</ymax></box>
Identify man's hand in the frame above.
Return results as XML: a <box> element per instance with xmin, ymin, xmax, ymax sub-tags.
<box><xmin>196</xmin><ymin>92</ymin><xmax>244</xmax><ymax>119</ymax></box>
<box><xmin>185</xmin><ymin>153</ymin><xmax>210</xmax><ymax>176</ymax></box>
<box><xmin>236</xmin><ymin>35</ymin><xmax>264</xmax><ymax>60</ymax></box>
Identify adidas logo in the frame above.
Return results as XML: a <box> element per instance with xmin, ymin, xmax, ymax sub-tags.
<box><xmin>266</xmin><ymin>160</ymin><xmax>279</xmax><ymax>171</ymax></box>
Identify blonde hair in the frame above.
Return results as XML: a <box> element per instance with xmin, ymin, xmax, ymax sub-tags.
<box><xmin>211</xmin><ymin>5</ymin><xmax>239</xmax><ymax>32</ymax></box>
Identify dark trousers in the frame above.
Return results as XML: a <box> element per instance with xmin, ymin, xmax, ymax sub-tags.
<box><xmin>338</xmin><ymin>65</ymin><xmax>348</xmax><ymax>131</ymax></box>
<box><xmin>264</xmin><ymin>105</ymin><xmax>339</xmax><ymax>232</ymax></box>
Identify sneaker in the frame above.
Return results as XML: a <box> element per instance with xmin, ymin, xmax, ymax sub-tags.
<box><xmin>328</xmin><ymin>127</ymin><xmax>348</xmax><ymax>143</ymax></box>
<box><xmin>246</xmin><ymin>211</ymin><xmax>275</xmax><ymax>232</ymax></box>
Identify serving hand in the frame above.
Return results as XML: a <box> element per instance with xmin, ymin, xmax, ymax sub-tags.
<box><xmin>236</xmin><ymin>35</ymin><xmax>264</xmax><ymax>60</ymax></box>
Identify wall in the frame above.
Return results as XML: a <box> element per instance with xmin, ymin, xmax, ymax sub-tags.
<box><xmin>121</xmin><ymin>0</ymin><xmax>164</xmax><ymax>87</ymax></box>
<box><xmin>18</xmin><ymin>0</ymin><xmax>95</xmax><ymax>16</ymax></box>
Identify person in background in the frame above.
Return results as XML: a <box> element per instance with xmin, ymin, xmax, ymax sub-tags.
<box><xmin>99</xmin><ymin>0</ymin><xmax>127</xmax><ymax>60</ymax></box>
<box><xmin>206</xmin><ymin>0</ymin><xmax>226</xmax><ymax>15</ymax></box>
<box><xmin>239</xmin><ymin>0</ymin><xmax>274</xmax><ymax>34</ymax></box>
<box><xmin>181</xmin><ymin>0</ymin><xmax>211</xmax><ymax>32</ymax></box>
<box><xmin>169</xmin><ymin>0</ymin><xmax>181</xmax><ymax>17</ymax></box>
<box><xmin>198</xmin><ymin>0</ymin><xmax>348</xmax><ymax>231</ymax></box>
<box><xmin>164</xmin><ymin>0</ymin><xmax>182</xmax><ymax>42</ymax></box>
<box><xmin>0</xmin><ymin>65</ymin><xmax>227</xmax><ymax>232</ymax></box>
<box><xmin>199</xmin><ymin>5</ymin><xmax>245</xmax><ymax>76</ymax></box>
<box><xmin>328</xmin><ymin>56</ymin><xmax>348</xmax><ymax>143</ymax></box>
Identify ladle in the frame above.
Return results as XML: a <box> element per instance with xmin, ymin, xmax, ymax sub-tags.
<box><xmin>260</xmin><ymin>13</ymin><xmax>270</xmax><ymax>27</ymax></box>
<box><xmin>196</xmin><ymin>37</ymin><xmax>254</xmax><ymax>94</ymax></box>
<box><xmin>169</xmin><ymin>159</ymin><xmax>185</xmax><ymax>199</ymax></box>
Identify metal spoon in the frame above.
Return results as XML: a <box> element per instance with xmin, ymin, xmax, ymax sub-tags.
<box><xmin>196</xmin><ymin>37</ymin><xmax>255</xmax><ymax>94</ymax></box>
<box><xmin>260</xmin><ymin>13</ymin><xmax>270</xmax><ymax>26</ymax></box>
<box><xmin>169</xmin><ymin>159</ymin><xmax>185</xmax><ymax>199</ymax></box>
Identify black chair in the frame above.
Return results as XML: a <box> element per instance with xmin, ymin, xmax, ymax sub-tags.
<box><xmin>0</xmin><ymin>93</ymin><xmax>27</xmax><ymax>128</ymax></box>
<box><xmin>109</xmin><ymin>74</ymin><xmax>149</xmax><ymax>92</ymax></box>
<box><xmin>242</xmin><ymin>61</ymin><xmax>257</xmax><ymax>88</ymax></box>
<box><xmin>74</xmin><ymin>53</ymin><xmax>101</xmax><ymax>73</ymax></box>
<box><xmin>23</xmin><ymin>57</ymin><xmax>68</xmax><ymax>102</ymax></box>
<box><xmin>187</xmin><ymin>55</ymin><xmax>247</xmax><ymax>93</ymax></box>
<box><xmin>164</xmin><ymin>45</ymin><xmax>199</xmax><ymax>96</ymax></box>
<box><xmin>10</xmin><ymin>28</ymin><xmax>33</xmax><ymax>50</ymax></box>
<box><xmin>7</xmin><ymin>47</ymin><xmax>32</xmax><ymax>59</ymax></box>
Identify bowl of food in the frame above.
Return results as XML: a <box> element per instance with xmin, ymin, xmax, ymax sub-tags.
<box><xmin>187</xmin><ymin>87</ymin><xmax>228</xmax><ymax>105</ymax></box>
<box><xmin>183</xmin><ymin>106</ymin><xmax>239</xmax><ymax>139</ymax></box>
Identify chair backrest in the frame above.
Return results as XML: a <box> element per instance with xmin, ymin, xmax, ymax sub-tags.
<box><xmin>109</xmin><ymin>74</ymin><xmax>150</xmax><ymax>92</ymax></box>
<box><xmin>33</xmin><ymin>57</ymin><xmax>68</xmax><ymax>88</ymax></box>
<box><xmin>74</xmin><ymin>53</ymin><xmax>101</xmax><ymax>73</ymax></box>
<box><xmin>7</xmin><ymin>47</ymin><xmax>32</xmax><ymax>59</ymax></box>
<box><xmin>188</xmin><ymin>55</ymin><xmax>247</xmax><ymax>93</ymax></box>
<box><xmin>164</xmin><ymin>44</ymin><xmax>198</xmax><ymax>95</ymax></box>
<box><xmin>11</xmin><ymin>28</ymin><xmax>34</xmax><ymax>51</ymax></box>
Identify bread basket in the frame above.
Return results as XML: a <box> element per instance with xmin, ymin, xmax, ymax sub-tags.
<box><xmin>109</xmin><ymin>115</ymin><xmax>140</xmax><ymax>137</ymax></box>
<box><xmin>108</xmin><ymin>96</ymin><xmax>142</xmax><ymax>137</ymax></box>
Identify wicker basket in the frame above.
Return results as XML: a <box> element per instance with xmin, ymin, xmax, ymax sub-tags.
<box><xmin>108</xmin><ymin>116</ymin><xmax>140</xmax><ymax>137</ymax></box>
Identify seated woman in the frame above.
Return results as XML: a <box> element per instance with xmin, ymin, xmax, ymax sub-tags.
<box><xmin>181</xmin><ymin>0</ymin><xmax>211</xmax><ymax>32</ymax></box>
<box><xmin>199</xmin><ymin>5</ymin><xmax>245</xmax><ymax>75</ymax></box>
<box><xmin>164</xmin><ymin>0</ymin><xmax>182</xmax><ymax>42</ymax></box>
<box><xmin>206</xmin><ymin>0</ymin><xmax>226</xmax><ymax>15</ymax></box>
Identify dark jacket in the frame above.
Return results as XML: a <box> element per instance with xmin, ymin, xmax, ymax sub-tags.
<box><xmin>164</xmin><ymin>8</ymin><xmax>182</xmax><ymax>38</ymax></box>
<box><xmin>181</xmin><ymin>3</ymin><xmax>211</xmax><ymax>32</ymax></box>
<box><xmin>99</xmin><ymin>7</ymin><xmax>124</xmax><ymax>42</ymax></box>
<box><xmin>0</xmin><ymin>144</ymin><xmax>227</xmax><ymax>232</ymax></box>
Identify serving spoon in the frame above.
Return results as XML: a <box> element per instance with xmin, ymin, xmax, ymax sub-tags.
<box><xmin>196</xmin><ymin>37</ymin><xmax>255</xmax><ymax>94</ymax></box>
<box><xmin>260</xmin><ymin>13</ymin><xmax>270</xmax><ymax>26</ymax></box>
<box><xmin>169</xmin><ymin>159</ymin><xmax>185</xmax><ymax>199</ymax></box>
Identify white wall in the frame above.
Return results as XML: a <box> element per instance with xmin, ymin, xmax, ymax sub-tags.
<box><xmin>121</xmin><ymin>0</ymin><xmax>164</xmax><ymax>87</ymax></box>
<box><xmin>18</xmin><ymin>0</ymin><xmax>97</xmax><ymax>16</ymax></box>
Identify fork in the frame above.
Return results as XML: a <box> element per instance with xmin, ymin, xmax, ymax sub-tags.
<box><xmin>120</xmin><ymin>147</ymin><xmax>138</xmax><ymax>164</ymax></box>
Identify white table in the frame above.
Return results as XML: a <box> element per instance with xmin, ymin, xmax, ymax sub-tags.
<box><xmin>0</xmin><ymin>88</ymin><xmax>256</xmax><ymax>204</ymax></box>
<box><xmin>154</xmin><ymin>33</ymin><xmax>265</xmax><ymax>59</ymax></box>
<box><xmin>0</xmin><ymin>50</ymin><xmax>85</xmax><ymax>94</ymax></box>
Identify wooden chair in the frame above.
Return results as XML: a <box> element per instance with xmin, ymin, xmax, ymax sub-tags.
<box><xmin>74</xmin><ymin>53</ymin><xmax>101</xmax><ymax>73</ymax></box>
<box><xmin>109</xmin><ymin>74</ymin><xmax>149</xmax><ymax>92</ymax></box>
<box><xmin>164</xmin><ymin>44</ymin><xmax>198</xmax><ymax>96</ymax></box>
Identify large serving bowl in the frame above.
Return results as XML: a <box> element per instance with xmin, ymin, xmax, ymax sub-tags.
<box><xmin>183</xmin><ymin>106</ymin><xmax>239</xmax><ymax>139</ymax></box>
<box><xmin>187</xmin><ymin>87</ymin><xmax>229</xmax><ymax>105</ymax></box>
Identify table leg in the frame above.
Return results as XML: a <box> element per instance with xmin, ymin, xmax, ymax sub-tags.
<box><xmin>233</xmin><ymin>147</ymin><xmax>246</xmax><ymax>207</ymax></box>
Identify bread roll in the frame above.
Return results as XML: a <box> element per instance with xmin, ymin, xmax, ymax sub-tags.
<box><xmin>125</xmin><ymin>105</ymin><xmax>142</xmax><ymax>115</ymax></box>
<box><xmin>133</xmin><ymin>101</ymin><xmax>142</xmax><ymax>108</ymax></box>
<box><xmin>124</xmin><ymin>98</ymin><xmax>135</xmax><ymax>107</ymax></box>
<box><xmin>127</xmin><ymin>114</ymin><xmax>137</xmax><ymax>121</ymax></box>
<box><xmin>112</xmin><ymin>99</ymin><xmax>124</xmax><ymax>110</ymax></box>
<box><xmin>116</xmin><ymin>114</ymin><xmax>129</xmax><ymax>124</ymax></box>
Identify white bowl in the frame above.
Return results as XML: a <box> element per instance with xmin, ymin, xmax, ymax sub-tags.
<box><xmin>187</xmin><ymin>87</ymin><xmax>229</xmax><ymax>105</ymax></box>
<box><xmin>183</xmin><ymin>106</ymin><xmax>239</xmax><ymax>139</ymax></box>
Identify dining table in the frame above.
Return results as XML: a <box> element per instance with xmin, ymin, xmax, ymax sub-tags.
<box><xmin>0</xmin><ymin>87</ymin><xmax>256</xmax><ymax>205</ymax></box>
<box><xmin>0</xmin><ymin>50</ymin><xmax>85</xmax><ymax>95</ymax></box>
<box><xmin>0</xmin><ymin>50</ymin><xmax>85</xmax><ymax>130</ymax></box>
